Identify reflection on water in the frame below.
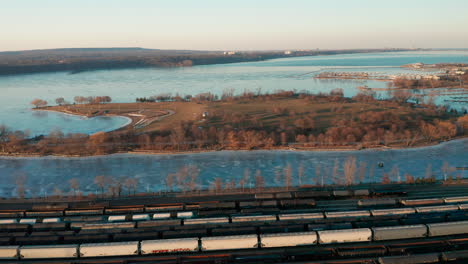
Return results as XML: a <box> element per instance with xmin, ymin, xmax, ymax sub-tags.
<box><xmin>0</xmin><ymin>139</ymin><xmax>466</xmax><ymax>198</ymax></box>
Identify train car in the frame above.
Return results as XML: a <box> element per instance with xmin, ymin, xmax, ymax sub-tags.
<box><xmin>378</xmin><ymin>253</ymin><xmax>440</xmax><ymax>264</ymax></box>
<box><xmin>260</xmin><ymin>232</ymin><xmax>317</xmax><ymax>248</ymax></box>
<box><xmin>0</xmin><ymin>219</ymin><xmax>17</xmax><ymax>224</ymax></box>
<box><xmin>137</xmin><ymin>220</ymin><xmax>181</xmax><ymax>228</ymax></box>
<box><xmin>140</xmin><ymin>238</ymin><xmax>199</xmax><ymax>254</ymax></box>
<box><xmin>32</xmin><ymin>223</ymin><xmax>67</xmax><ymax>231</ymax></box>
<box><xmin>153</xmin><ymin>213</ymin><xmax>171</xmax><ymax>219</ymax></box>
<box><xmin>19</xmin><ymin>244</ymin><xmax>78</xmax><ymax>259</ymax></box>
<box><xmin>255</xmin><ymin>193</ymin><xmax>275</xmax><ymax>200</ymax></box>
<box><xmin>372</xmin><ymin>225</ymin><xmax>427</xmax><ymax>241</ymax></box>
<box><xmin>231</xmin><ymin>215</ymin><xmax>277</xmax><ymax>223</ymax></box>
<box><xmin>333</xmin><ymin>190</ymin><xmax>352</xmax><ymax>197</ymax></box>
<box><xmin>25</xmin><ymin>211</ymin><xmax>63</xmax><ymax>217</ymax></box>
<box><xmin>177</xmin><ymin>212</ymin><xmax>194</xmax><ymax>218</ymax></box>
<box><xmin>145</xmin><ymin>205</ymin><xmax>183</xmax><ymax>212</ymax></box>
<box><xmin>415</xmin><ymin>205</ymin><xmax>459</xmax><ymax>214</ymax></box>
<box><xmin>184</xmin><ymin>217</ymin><xmax>229</xmax><ymax>225</ymax></box>
<box><xmin>132</xmin><ymin>214</ymin><xmax>150</xmax><ymax>221</ymax></box>
<box><xmin>42</xmin><ymin>218</ymin><xmax>61</xmax><ymax>223</ymax></box>
<box><xmin>427</xmin><ymin>221</ymin><xmax>468</xmax><ymax>237</ymax></box>
<box><xmin>318</xmin><ymin>228</ymin><xmax>372</xmax><ymax>244</ymax></box>
<box><xmin>371</xmin><ymin>208</ymin><xmax>416</xmax><ymax>217</ymax></box>
<box><xmin>278</xmin><ymin>213</ymin><xmax>323</xmax><ymax>221</ymax></box>
<box><xmin>400</xmin><ymin>198</ymin><xmax>444</xmax><ymax>206</ymax></box>
<box><xmin>198</xmin><ymin>202</ymin><xmax>236</xmax><ymax>210</ymax></box>
<box><xmin>108</xmin><ymin>215</ymin><xmax>126</xmax><ymax>222</ymax></box>
<box><xmin>80</xmin><ymin>222</ymin><xmax>135</xmax><ymax>230</ymax></box>
<box><xmin>79</xmin><ymin>241</ymin><xmax>139</xmax><ymax>257</ymax></box>
<box><xmin>0</xmin><ymin>211</ymin><xmax>24</xmax><ymax>218</ymax></box>
<box><xmin>64</xmin><ymin>209</ymin><xmax>104</xmax><ymax>216</ymax></box>
<box><xmin>353</xmin><ymin>189</ymin><xmax>370</xmax><ymax>196</ymax></box>
<box><xmin>295</xmin><ymin>191</ymin><xmax>331</xmax><ymax>199</ymax></box>
<box><xmin>19</xmin><ymin>219</ymin><xmax>36</xmax><ymax>224</ymax></box>
<box><xmin>275</xmin><ymin>192</ymin><xmax>293</xmax><ymax>199</ymax></box>
<box><xmin>358</xmin><ymin>199</ymin><xmax>397</xmax><ymax>207</ymax></box>
<box><xmin>444</xmin><ymin>196</ymin><xmax>468</xmax><ymax>203</ymax></box>
<box><xmin>459</xmin><ymin>204</ymin><xmax>468</xmax><ymax>210</ymax></box>
<box><xmin>105</xmin><ymin>207</ymin><xmax>144</xmax><ymax>214</ymax></box>
<box><xmin>201</xmin><ymin>235</ymin><xmax>258</xmax><ymax>251</ymax></box>
<box><xmin>0</xmin><ymin>246</ymin><xmax>18</xmax><ymax>259</ymax></box>
<box><xmin>279</xmin><ymin>199</ymin><xmax>316</xmax><ymax>208</ymax></box>
<box><xmin>325</xmin><ymin>210</ymin><xmax>370</xmax><ymax>218</ymax></box>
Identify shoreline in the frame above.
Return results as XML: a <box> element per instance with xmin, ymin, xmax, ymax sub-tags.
<box><xmin>1</xmin><ymin>137</ymin><xmax>466</xmax><ymax>159</ymax></box>
<box><xmin>33</xmin><ymin>108</ymin><xmax>134</xmax><ymax>132</ymax></box>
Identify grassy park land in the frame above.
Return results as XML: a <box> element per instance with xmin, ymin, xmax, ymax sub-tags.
<box><xmin>12</xmin><ymin>90</ymin><xmax>462</xmax><ymax>157</ymax></box>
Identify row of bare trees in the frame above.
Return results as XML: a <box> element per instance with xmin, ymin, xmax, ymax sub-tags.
<box><xmin>10</xmin><ymin>160</ymin><xmax>463</xmax><ymax>198</ymax></box>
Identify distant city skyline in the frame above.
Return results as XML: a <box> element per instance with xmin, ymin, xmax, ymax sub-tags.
<box><xmin>1</xmin><ymin>0</ymin><xmax>467</xmax><ymax>52</ymax></box>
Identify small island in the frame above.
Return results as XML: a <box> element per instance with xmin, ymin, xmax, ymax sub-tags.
<box><xmin>0</xmin><ymin>89</ymin><xmax>466</xmax><ymax>157</ymax></box>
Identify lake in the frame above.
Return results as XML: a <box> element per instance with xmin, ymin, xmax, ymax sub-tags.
<box><xmin>0</xmin><ymin>50</ymin><xmax>467</xmax><ymax>197</ymax></box>
<box><xmin>1</xmin><ymin>50</ymin><xmax>467</xmax><ymax>136</ymax></box>
<box><xmin>0</xmin><ymin>138</ymin><xmax>466</xmax><ymax>197</ymax></box>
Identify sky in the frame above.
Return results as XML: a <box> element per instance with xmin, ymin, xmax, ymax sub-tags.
<box><xmin>1</xmin><ymin>0</ymin><xmax>468</xmax><ymax>51</ymax></box>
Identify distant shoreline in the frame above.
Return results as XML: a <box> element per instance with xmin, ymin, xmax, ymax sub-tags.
<box><xmin>0</xmin><ymin>48</ymin><xmax>418</xmax><ymax>77</ymax></box>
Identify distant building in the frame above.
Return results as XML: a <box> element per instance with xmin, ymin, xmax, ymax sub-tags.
<box><xmin>202</xmin><ymin>112</ymin><xmax>209</xmax><ymax>118</ymax></box>
<box><xmin>284</xmin><ymin>50</ymin><xmax>292</xmax><ymax>55</ymax></box>
<box><xmin>224</xmin><ymin>51</ymin><xmax>236</xmax><ymax>55</ymax></box>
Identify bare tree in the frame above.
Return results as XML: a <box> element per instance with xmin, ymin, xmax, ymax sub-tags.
<box><xmin>425</xmin><ymin>164</ymin><xmax>433</xmax><ymax>179</ymax></box>
<box><xmin>284</xmin><ymin>163</ymin><xmax>292</xmax><ymax>190</ymax></box>
<box><xmin>14</xmin><ymin>172</ymin><xmax>28</xmax><ymax>198</ymax></box>
<box><xmin>69</xmin><ymin>178</ymin><xmax>80</xmax><ymax>196</ymax></box>
<box><xmin>315</xmin><ymin>164</ymin><xmax>322</xmax><ymax>186</ymax></box>
<box><xmin>298</xmin><ymin>163</ymin><xmax>304</xmax><ymax>186</ymax></box>
<box><xmin>166</xmin><ymin>173</ymin><xmax>175</xmax><ymax>192</ymax></box>
<box><xmin>441</xmin><ymin>161</ymin><xmax>449</xmax><ymax>181</ymax></box>
<box><xmin>94</xmin><ymin>175</ymin><xmax>107</xmax><ymax>196</ymax></box>
<box><xmin>124</xmin><ymin>177</ymin><xmax>138</xmax><ymax>195</ymax></box>
<box><xmin>343</xmin><ymin>156</ymin><xmax>357</xmax><ymax>185</ymax></box>
<box><xmin>332</xmin><ymin>159</ymin><xmax>340</xmax><ymax>185</ymax></box>
<box><xmin>55</xmin><ymin>97</ymin><xmax>65</xmax><ymax>105</ymax></box>
<box><xmin>390</xmin><ymin>165</ymin><xmax>400</xmax><ymax>183</ymax></box>
<box><xmin>255</xmin><ymin>170</ymin><xmax>265</xmax><ymax>191</ymax></box>
<box><xmin>30</xmin><ymin>99</ymin><xmax>47</xmax><ymax>108</ymax></box>
<box><xmin>358</xmin><ymin>161</ymin><xmax>367</xmax><ymax>183</ymax></box>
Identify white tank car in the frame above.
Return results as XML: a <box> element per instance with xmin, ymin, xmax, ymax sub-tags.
<box><xmin>201</xmin><ymin>235</ymin><xmax>258</xmax><ymax>251</ymax></box>
<box><xmin>20</xmin><ymin>245</ymin><xmax>78</xmax><ymax>259</ymax></box>
<box><xmin>427</xmin><ymin>221</ymin><xmax>468</xmax><ymax>237</ymax></box>
<box><xmin>0</xmin><ymin>246</ymin><xmax>18</xmax><ymax>259</ymax></box>
<box><xmin>318</xmin><ymin>228</ymin><xmax>372</xmax><ymax>244</ymax></box>
<box><xmin>260</xmin><ymin>232</ymin><xmax>317</xmax><ymax>248</ymax></box>
<box><xmin>141</xmin><ymin>238</ymin><xmax>199</xmax><ymax>254</ymax></box>
<box><xmin>372</xmin><ymin>225</ymin><xmax>427</xmax><ymax>241</ymax></box>
<box><xmin>79</xmin><ymin>242</ymin><xmax>139</xmax><ymax>257</ymax></box>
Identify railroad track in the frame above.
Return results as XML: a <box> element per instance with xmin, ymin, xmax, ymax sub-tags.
<box><xmin>0</xmin><ymin>183</ymin><xmax>467</xmax><ymax>263</ymax></box>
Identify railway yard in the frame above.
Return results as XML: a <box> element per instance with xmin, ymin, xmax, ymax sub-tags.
<box><xmin>0</xmin><ymin>183</ymin><xmax>467</xmax><ymax>263</ymax></box>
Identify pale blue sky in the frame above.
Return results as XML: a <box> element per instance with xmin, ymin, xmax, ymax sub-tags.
<box><xmin>1</xmin><ymin>0</ymin><xmax>467</xmax><ymax>51</ymax></box>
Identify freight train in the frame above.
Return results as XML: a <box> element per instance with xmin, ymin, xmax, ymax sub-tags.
<box><xmin>0</xmin><ymin>220</ymin><xmax>466</xmax><ymax>259</ymax></box>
